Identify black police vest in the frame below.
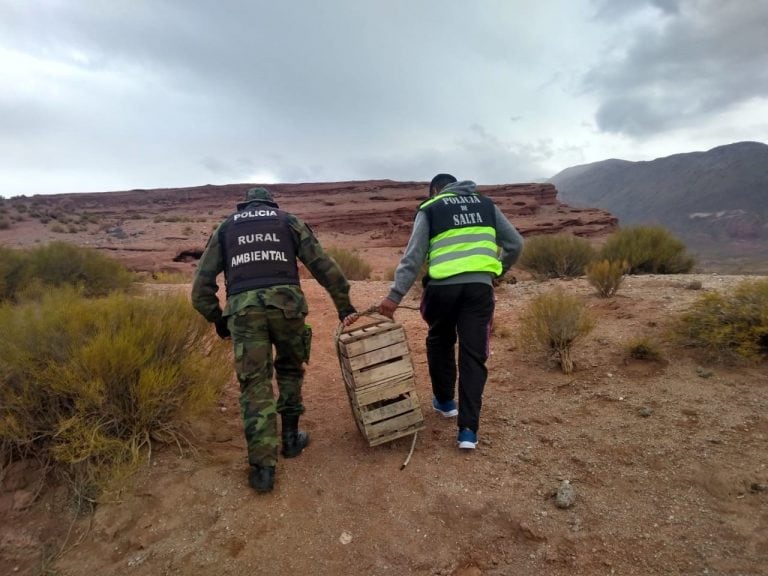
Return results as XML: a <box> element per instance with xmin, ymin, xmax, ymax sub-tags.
<box><xmin>420</xmin><ymin>193</ymin><xmax>497</xmax><ymax>237</ymax></box>
<box><xmin>219</xmin><ymin>206</ymin><xmax>299</xmax><ymax>296</ymax></box>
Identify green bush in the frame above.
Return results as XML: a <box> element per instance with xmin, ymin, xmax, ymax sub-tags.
<box><xmin>586</xmin><ymin>259</ymin><xmax>627</xmax><ymax>297</ymax></box>
<box><xmin>674</xmin><ymin>279</ymin><xmax>768</xmax><ymax>363</ymax></box>
<box><xmin>0</xmin><ymin>288</ymin><xmax>230</xmax><ymax>498</ymax></box>
<box><xmin>626</xmin><ymin>336</ymin><xmax>663</xmax><ymax>361</ymax></box>
<box><xmin>0</xmin><ymin>242</ymin><xmax>134</xmax><ymax>302</ymax></box>
<box><xmin>518</xmin><ymin>288</ymin><xmax>594</xmax><ymax>374</ymax></box>
<box><xmin>600</xmin><ymin>226</ymin><xmax>695</xmax><ymax>274</ymax></box>
<box><xmin>0</xmin><ymin>247</ymin><xmax>26</xmax><ymax>301</ymax></box>
<box><xmin>326</xmin><ymin>246</ymin><xmax>372</xmax><ymax>280</ymax></box>
<box><xmin>518</xmin><ymin>234</ymin><xmax>596</xmax><ymax>279</ymax></box>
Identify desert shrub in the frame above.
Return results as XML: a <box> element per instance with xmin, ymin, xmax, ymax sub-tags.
<box><xmin>600</xmin><ymin>226</ymin><xmax>695</xmax><ymax>274</ymax></box>
<box><xmin>518</xmin><ymin>234</ymin><xmax>596</xmax><ymax>279</ymax></box>
<box><xmin>0</xmin><ymin>288</ymin><xmax>230</xmax><ymax>498</ymax></box>
<box><xmin>326</xmin><ymin>246</ymin><xmax>372</xmax><ymax>280</ymax></box>
<box><xmin>626</xmin><ymin>337</ymin><xmax>663</xmax><ymax>361</ymax></box>
<box><xmin>518</xmin><ymin>288</ymin><xmax>594</xmax><ymax>374</ymax></box>
<box><xmin>0</xmin><ymin>218</ymin><xmax>10</xmax><ymax>230</ymax></box>
<box><xmin>586</xmin><ymin>259</ymin><xmax>627</xmax><ymax>297</ymax></box>
<box><xmin>673</xmin><ymin>279</ymin><xmax>768</xmax><ymax>363</ymax></box>
<box><xmin>0</xmin><ymin>247</ymin><xmax>26</xmax><ymax>300</ymax></box>
<box><xmin>0</xmin><ymin>242</ymin><xmax>134</xmax><ymax>302</ymax></box>
<box><xmin>137</xmin><ymin>271</ymin><xmax>190</xmax><ymax>284</ymax></box>
<box><xmin>50</xmin><ymin>223</ymin><xmax>65</xmax><ymax>233</ymax></box>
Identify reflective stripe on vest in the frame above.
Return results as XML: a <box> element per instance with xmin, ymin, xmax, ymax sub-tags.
<box><xmin>428</xmin><ymin>225</ymin><xmax>501</xmax><ymax>279</ymax></box>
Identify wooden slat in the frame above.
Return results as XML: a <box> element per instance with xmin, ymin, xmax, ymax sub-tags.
<box><xmin>368</xmin><ymin>423</ymin><xmax>424</xmax><ymax>446</ymax></box>
<box><xmin>343</xmin><ymin>341</ymin><xmax>410</xmax><ymax>372</ymax></box>
<box><xmin>339</xmin><ymin>319</ymin><xmax>396</xmax><ymax>342</ymax></box>
<box><xmin>339</xmin><ymin>327</ymin><xmax>405</xmax><ymax>357</ymax></box>
<box><xmin>366</xmin><ymin>409</ymin><xmax>425</xmax><ymax>438</ymax></box>
<box><xmin>360</xmin><ymin>395</ymin><xmax>419</xmax><ymax>425</ymax></box>
<box><xmin>354</xmin><ymin>376</ymin><xmax>416</xmax><ymax>406</ymax></box>
<box><xmin>350</xmin><ymin>357</ymin><xmax>413</xmax><ymax>388</ymax></box>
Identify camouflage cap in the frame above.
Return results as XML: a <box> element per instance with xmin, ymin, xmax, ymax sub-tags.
<box><xmin>244</xmin><ymin>187</ymin><xmax>274</xmax><ymax>202</ymax></box>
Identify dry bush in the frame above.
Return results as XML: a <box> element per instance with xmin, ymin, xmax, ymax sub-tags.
<box><xmin>518</xmin><ymin>234</ymin><xmax>596</xmax><ymax>279</ymax></box>
<box><xmin>586</xmin><ymin>259</ymin><xmax>627</xmax><ymax>297</ymax></box>
<box><xmin>326</xmin><ymin>246</ymin><xmax>372</xmax><ymax>280</ymax></box>
<box><xmin>626</xmin><ymin>337</ymin><xmax>663</xmax><ymax>361</ymax></box>
<box><xmin>0</xmin><ymin>288</ymin><xmax>231</xmax><ymax>499</ymax></box>
<box><xmin>0</xmin><ymin>247</ymin><xmax>28</xmax><ymax>301</ymax></box>
<box><xmin>518</xmin><ymin>288</ymin><xmax>595</xmax><ymax>374</ymax></box>
<box><xmin>138</xmin><ymin>271</ymin><xmax>191</xmax><ymax>284</ymax></box>
<box><xmin>600</xmin><ymin>226</ymin><xmax>695</xmax><ymax>274</ymax></box>
<box><xmin>674</xmin><ymin>279</ymin><xmax>768</xmax><ymax>363</ymax></box>
<box><xmin>0</xmin><ymin>242</ymin><xmax>134</xmax><ymax>302</ymax></box>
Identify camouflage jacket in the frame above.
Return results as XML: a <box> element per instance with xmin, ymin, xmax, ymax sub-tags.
<box><xmin>191</xmin><ymin>201</ymin><xmax>355</xmax><ymax>322</ymax></box>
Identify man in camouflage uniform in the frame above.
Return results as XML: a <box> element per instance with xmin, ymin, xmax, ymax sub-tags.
<box><xmin>192</xmin><ymin>187</ymin><xmax>357</xmax><ymax>493</ymax></box>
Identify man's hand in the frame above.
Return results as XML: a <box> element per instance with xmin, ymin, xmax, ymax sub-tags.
<box><xmin>378</xmin><ymin>297</ymin><xmax>398</xmax><ymax>319</ymax></box>
<box><xmin>342</xmin><ymin>313</ymin><xmax>359</xmax><ymax>327</ymax></box>
<box><xmin>214</xmin><ymin>318</ymin><xmax>231</xmax><ymax>339</ymax></box>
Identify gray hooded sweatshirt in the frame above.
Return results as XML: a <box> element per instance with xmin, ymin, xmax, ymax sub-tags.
<box><xmin>386</xmin><ymin>180</ymin><xmax>524</xmax><ymax>304</ymax></box>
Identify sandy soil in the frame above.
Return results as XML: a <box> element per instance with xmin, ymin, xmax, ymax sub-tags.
<box><xmin>2</xmin><ymin>273</ymin><xmax>767</xmax><ymax>576</ymax></box>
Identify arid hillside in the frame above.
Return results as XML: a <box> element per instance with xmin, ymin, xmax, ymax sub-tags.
<box><xmin>550</xmin><ymin>141</ymin><xmax>768</xmax><ymax>273</ymax></box>
<box><xmin>2</xmin><ymin>182</ymin><xmax>766</xmax><ymax>576</ymax></box>
<box><xmin>2</xmin><ymin>274</ymin><xmax>767</xmax><ymax>576</ymax></box>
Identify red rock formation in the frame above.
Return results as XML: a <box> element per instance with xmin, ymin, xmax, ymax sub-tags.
<box><xmin>0</xmin><ymin>180</ymin><xmax>617</xmax><ymax>274</ymax></box>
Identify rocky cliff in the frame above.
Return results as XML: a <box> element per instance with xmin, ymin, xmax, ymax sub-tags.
<box><xmin>0</xmin><ymin>180</ymin><xmax>617</xmax><ymax>274</ymax></box>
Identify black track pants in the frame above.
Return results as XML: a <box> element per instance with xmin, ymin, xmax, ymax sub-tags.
<box><xmin>420</xmin><ymin>283</ymin><xmax>495</xmax><ymax>432</ymax></box>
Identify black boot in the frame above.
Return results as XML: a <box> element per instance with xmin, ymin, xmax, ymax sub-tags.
<box><xmin>249</xmin><ymin>465</ymin><xmax>275</xmax><ymax>493</ymax></box>
<box><xmin>281</xmin><ymin>414</ymin><xmax>310</xmax><ymax>458</ymax></box>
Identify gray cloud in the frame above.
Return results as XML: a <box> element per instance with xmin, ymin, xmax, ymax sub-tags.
<box><xmin>351</xmin><ymin>123</ymin><xmax>553</xmax><ymax>184</ymax></box>
<box><xmin>586</xmin><ymin>0</ymin><xmax>768</xmax><ymax>136</ymax></box>
<box><xmin>0</xmin><ymin>1</ymin><xmax>765</xmax><ymax>195</ymax></box>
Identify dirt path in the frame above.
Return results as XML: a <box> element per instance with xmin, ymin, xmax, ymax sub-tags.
<box><xmin>3</xmin><ymin>276</ymin><xmax>768</xmax><ymax>576</ymax></box>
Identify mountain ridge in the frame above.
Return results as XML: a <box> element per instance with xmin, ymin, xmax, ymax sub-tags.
<box><xmin>550</xmin><ymin>141</ymin><xmax>768</xmax><ymax>272</ymax></box>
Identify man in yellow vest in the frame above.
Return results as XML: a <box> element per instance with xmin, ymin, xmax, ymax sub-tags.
<box><xmin>378</xmin><ymin>174</ymin><xmax>523</xmax><ymax>449</ymax></box>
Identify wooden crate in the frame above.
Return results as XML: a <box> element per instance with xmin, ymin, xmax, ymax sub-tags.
<box><xmin>337</xmin><ymin>316</ymin><xmax>424</xmax><ymax>446</ymax></box>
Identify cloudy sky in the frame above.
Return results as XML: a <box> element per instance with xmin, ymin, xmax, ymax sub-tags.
<box><xmin>2</xmin><ymin>0</ymin><xmax>767</xmax><ymax>196</ymax></box>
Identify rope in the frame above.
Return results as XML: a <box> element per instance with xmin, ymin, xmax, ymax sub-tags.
<box><xmin>336</xmin><ymin>304</ymin><xmax>420</xmax><ymax>470</ymax></box>
<box><xmin>400</xmin><ymin>430</ymin><xmax>418</xmax><ymax>470</ymax></box>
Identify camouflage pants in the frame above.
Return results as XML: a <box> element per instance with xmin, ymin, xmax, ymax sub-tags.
<box><xmin>229</xmin><ymin>305</ymin><xmax>308</xmax><ymax>467</ymax></box>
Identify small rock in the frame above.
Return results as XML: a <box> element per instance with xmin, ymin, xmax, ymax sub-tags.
<box><xmin>696</xmin><ymin>366</ymin><xmax>714</xmax><ymax>379</ymax></box>
<box><xmin>555</xmin><ymin>480</ymin><xmax>575</xmax><ymax>509</ymax></box>
<box><xmin>12</xmin><ymin>490</ymin><xmax>35</xmax><ymax>511</ymax></box>
<box><xmin>339</xmin><ymin>531</ymin><xmax>353</xmax><ymax>545</ymax></box>
<box><xmin>750</xmin><ymin>483</ymin><xmax>768</xmax><ymax>493</ymax></box>
<box><xmin>638</xmin><ymin>407</ymin><xmax>653</xmax><ymax>418</ymax></box>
